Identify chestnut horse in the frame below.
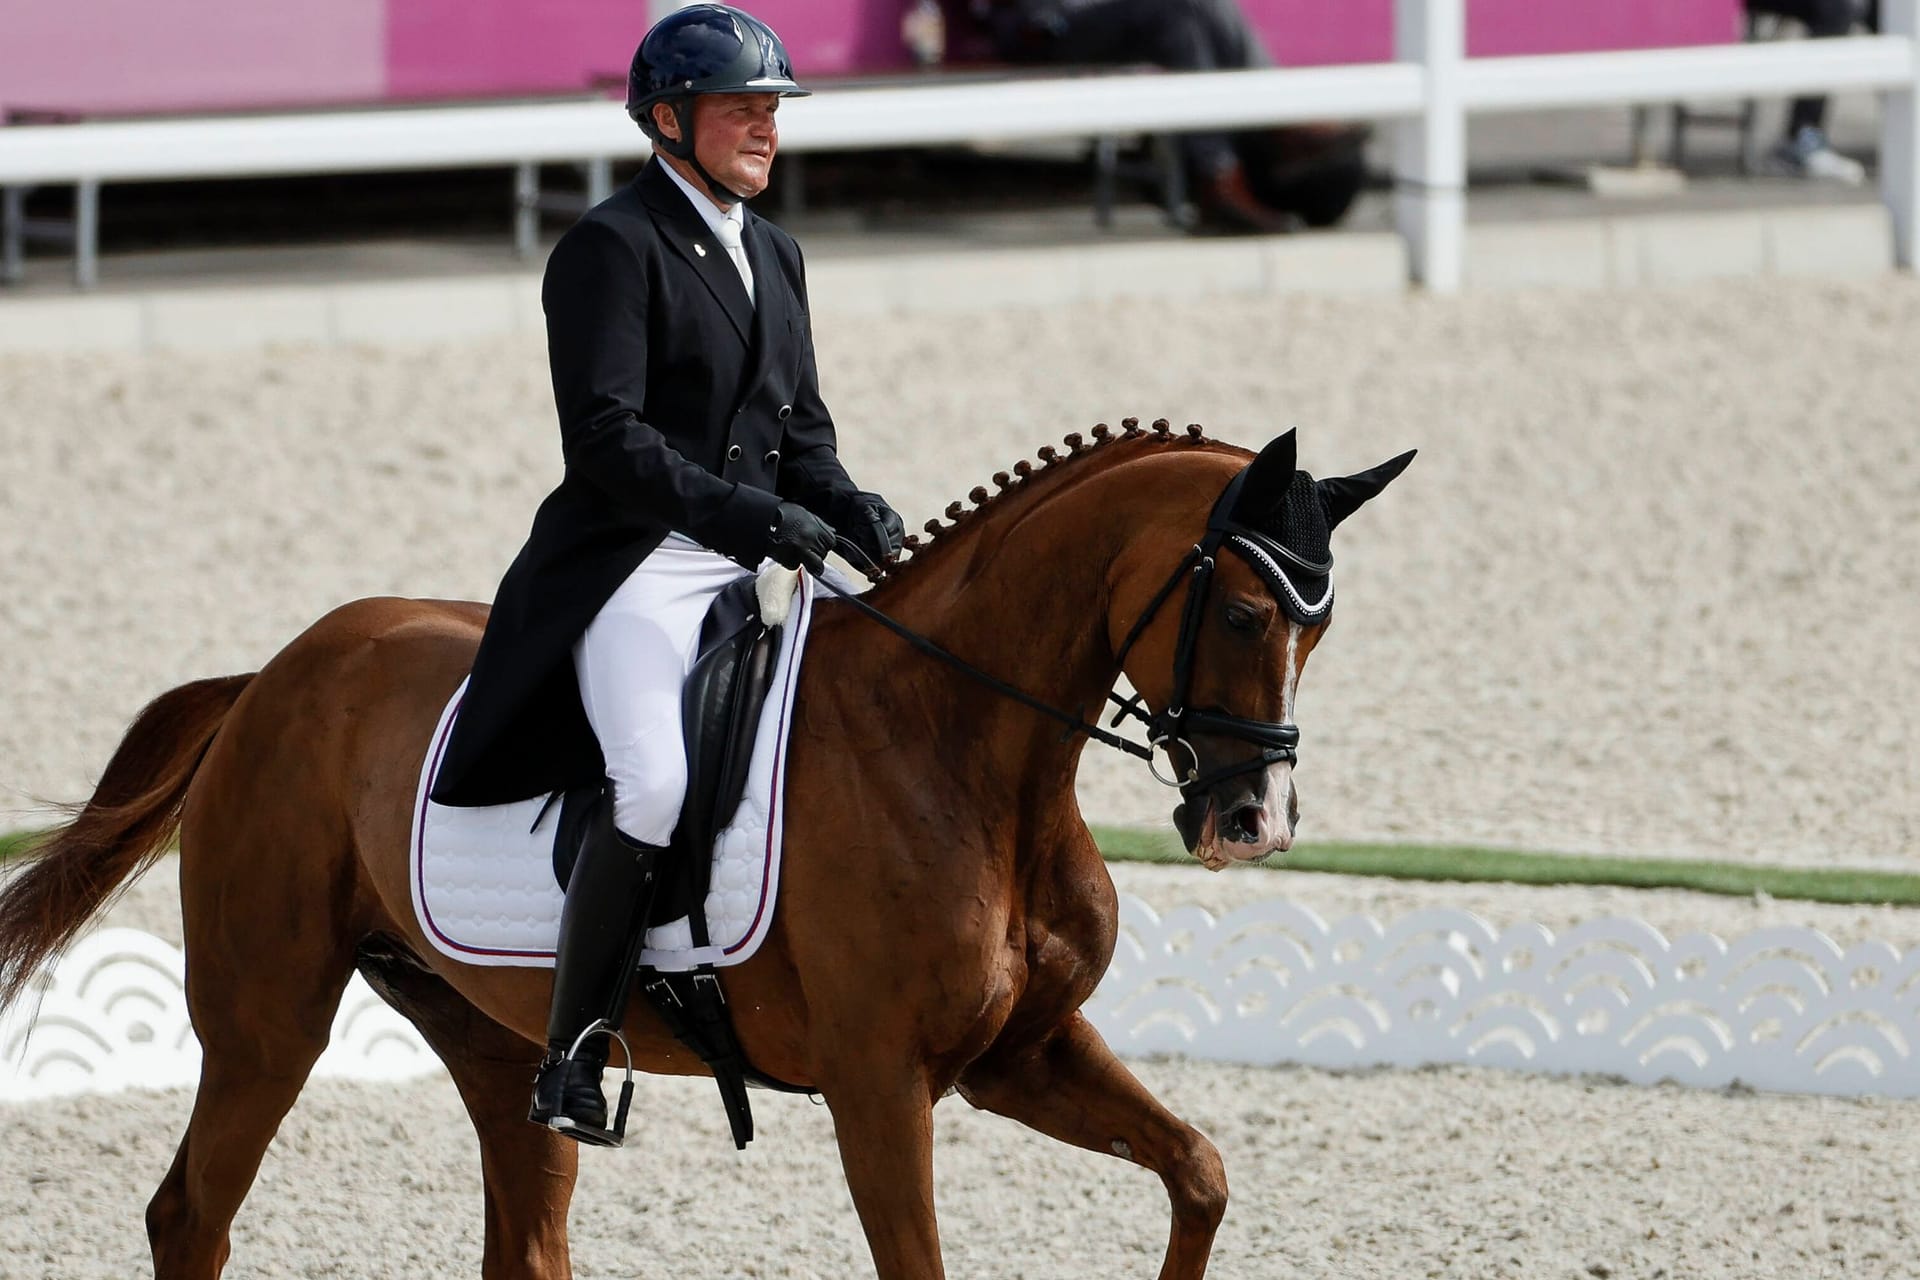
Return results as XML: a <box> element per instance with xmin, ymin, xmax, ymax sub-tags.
<box><xmin>0</xmin><ymin>420</ymin><xmax>1409</xmax><ymax>1279</ymax></box>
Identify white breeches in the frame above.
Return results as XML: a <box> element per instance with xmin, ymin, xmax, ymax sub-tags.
<box><xmin>573</xmin><ymin>535</ymin><xmax>752</xmax><ymax>845</ymax></box>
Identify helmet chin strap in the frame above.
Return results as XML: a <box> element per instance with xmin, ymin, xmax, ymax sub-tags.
<box><xmin>656</xmin><ymin>101</ymin><xmax>752</xmax><ymax>207</ymax></box>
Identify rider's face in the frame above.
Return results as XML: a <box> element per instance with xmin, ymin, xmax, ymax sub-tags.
<box><xmin>661</xmin><ymin>93</ymin><xmax>780</xmax><ymax>204</ymax></box>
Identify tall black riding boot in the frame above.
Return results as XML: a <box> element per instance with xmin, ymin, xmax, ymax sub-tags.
<box><xmin>528</xmin><ymin>791</ymin><xmax>662</xmax><ymax>1147</ymax></box>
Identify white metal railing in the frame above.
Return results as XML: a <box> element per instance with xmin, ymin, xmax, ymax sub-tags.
<box><xmin>0</xmin><ymin>0</ymin><xmax>1914</xmax><ymax>292</ymax></box>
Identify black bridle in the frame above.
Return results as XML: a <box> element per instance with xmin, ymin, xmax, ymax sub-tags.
<box><xmin>1104</xmin><ymin>466</ymin><xmax>1304</xmax><ymax>796</ymax></box>
<box><xmin>817</xmin><ymin>466</ymin><xmax>1305</xmax><ymax>803</ymax></box>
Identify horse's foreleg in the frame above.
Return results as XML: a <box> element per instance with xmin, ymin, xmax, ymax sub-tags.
<box><xmin>959</xmin><ymin>1012</ymin><xmax>1227</xmax><ymax>1280</ymax></box>
<box><xmin>355</xmin><ymin>941</ymin><xmax>577</xmax><ymax>1279</ymax></box>
<box><xmin>820</xmin><ymin>1062</ymin><xmax>945</xmax><ymax>1279</ymax></box>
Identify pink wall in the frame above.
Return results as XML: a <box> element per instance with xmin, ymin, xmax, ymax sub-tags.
<box><xmin>0</xmin><ymin>1</ymin><xmax>1750</xmax><ymax>116</ymax></box>
<box><xmin>830</xmin><ymin>0</ymin><xmax>1747</xmax><ymax>73</ymax></box>
<box><xmin>1139</xmin><ymin>0</ymin><xmax>1745</xmax><ymax>68</ymax></box>
<box><xmin>1465</xmin><ymin>0</ymin><xmax>1745</xmax><ymax>58</ymax></box>
<box><xmin>802</xmin><ymin>0</ymin><xmax>1748</xmax><ymax>75</ymax></box>
<box><xmin>751</xmin><ymin>0</ymin><xmax>907</xmax><ymax>79</ymax></box>
<box><xmin>385</xmin><ymin>0</ymin><xmax>644</xmax><ymax>99</ymax></box>
<box><xmin>1244</xmin><ymin>0</ymin><xmax>1397</xmax><ymax>66</ymax></box>
<box><xmin>382</xmin><ymin>1</ymin><xmax>911</xmax><ymax>99</ymax></box>
<box><xmin>381</xmin><ymin>1</ymin><xmax>909</xmax><ymax>100</ymax></box>
<box><xmin>0</xmin><ymin>0</ymin><xmax>384</xmax><ymax>115</ymax></box>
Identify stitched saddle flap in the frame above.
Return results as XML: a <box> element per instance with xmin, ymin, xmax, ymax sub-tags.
<box><xmin>680</xmin><ymin>576</ymin><xmax>783</xmax><ymax>869</ymax></box>
<box><xmin>549</xmin><ymin>576</ymin><xmax>781</xmax><ymax>913</ymax></box>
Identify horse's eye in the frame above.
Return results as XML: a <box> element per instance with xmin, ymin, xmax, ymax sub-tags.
<box><xmin>1224</xmin><ymin>602</ymin><xmax>1260</xmax><ymax>632</ymax></box>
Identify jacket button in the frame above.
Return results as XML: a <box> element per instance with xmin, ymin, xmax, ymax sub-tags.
<box><xmin>764</xmin><ymin>449</ymin><xmax>780</xmax><ymax>465</ymax></box>
<box><xmin>726</xmin><ymin>445</ymin><xmax>742</xmax><ymax>461</ymax></box>
<box><xmin>777</xmin><ymin>404</ymin><xmax>793</xmax><ymax>421</ymax></box>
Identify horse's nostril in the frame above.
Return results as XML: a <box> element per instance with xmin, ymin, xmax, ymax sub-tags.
<box><xmin>1225</xmin><ymin>803</ymin><xmax>1263</xmax><ymax>844</ymax></box>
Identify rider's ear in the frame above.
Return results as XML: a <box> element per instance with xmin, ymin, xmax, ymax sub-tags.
<box><xmin>1315</xmin><ymin>449</ymin><xmax>1417</xmax><ymax>531</ymax></box>
<box><xmin>653</xmin><ymin>102</ymin><xmax>682</xmax><ymax>142</ymax></box>
<box><xmin>1228</xmin><ymin>429</ymin><xmax>1298</xmax><ymax>523</ymax></box>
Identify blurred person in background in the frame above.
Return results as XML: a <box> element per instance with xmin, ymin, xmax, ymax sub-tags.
<box><xmin>1747</xmin><ymin>0</ymin><xmax>1874</xmax><ymax>183</ymax></box>
<box><xmin>969</xmin><ymin>0</ymin><xmax>1369</xmax><ymax>232</ymax></box>
<box><xmin>427</xmin><ymin>3</ymin><xmax>904</xmax><ymax>1145</ymax></box>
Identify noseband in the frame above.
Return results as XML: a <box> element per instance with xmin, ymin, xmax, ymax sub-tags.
<box><xmin>819</xmin><ymin>461</ymin><xmax>1313</xmax><ymax>806</ymax></box>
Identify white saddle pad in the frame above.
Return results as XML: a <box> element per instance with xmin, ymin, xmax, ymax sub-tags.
<box><xmin>409</xmin><ymin>569</ymin><xmax>817</xmax><ymax>972</ymax></box>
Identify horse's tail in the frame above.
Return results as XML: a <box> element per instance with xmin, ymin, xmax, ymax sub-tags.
<box><xmin>0</xmin><ymin>673</ymin><xmax>255</xmax><ymax>1012</ymax></box>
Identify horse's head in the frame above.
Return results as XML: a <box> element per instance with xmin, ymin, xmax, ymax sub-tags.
<box><xmin>1111</xmin><ymin>430</ymin><xmax>1414</xmax><ymax>871</ymax></box>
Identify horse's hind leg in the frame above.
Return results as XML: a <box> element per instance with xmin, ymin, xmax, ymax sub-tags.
<box><xmin>145</xmin><ymin>930</ymin><xmax>358</xmax><ymax>1279</ymax></box>
<box><xmin>355</xmin><ymin>936</ymin><xmax>577</xmax><ymax>1279</ymax></box>
<box><xmin>958</xmin><ymin>1012</ymin><xmax>1227</xmax><ymax>1280</ymax></box>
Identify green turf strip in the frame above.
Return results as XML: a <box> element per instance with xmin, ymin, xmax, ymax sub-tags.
<box><xmin>5</xmin><ymin>825</ymin><xmax>1919</xmax><ymax>908</ymax></box>
<box><xmin>1090</xmin><ymin>825</ymin><xmax>1920</xmax><ymax>907</ymax></box>
<box><xmin>0</xmin><ymin>828</ymin><xmax>42</xmax><ymax>866</ymax></box>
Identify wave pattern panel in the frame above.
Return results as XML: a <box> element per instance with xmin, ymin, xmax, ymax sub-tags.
<box><xmin>1085</xmin><ymin>897</ymin><xmax>1920</xmax><ymax>1098</ymax></box>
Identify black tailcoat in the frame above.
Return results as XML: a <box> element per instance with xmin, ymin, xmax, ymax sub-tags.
<box><xmin>430</xmin><ymin>160</ymin><xmax>861</xmax><ymax>807</ymax></box>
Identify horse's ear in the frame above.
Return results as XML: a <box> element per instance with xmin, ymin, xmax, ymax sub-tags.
<box><xmin>1228</xmin><ymin>429</ymin><xmax>1298</xmax><ymax>522</ymax></box>
<box><xmin>1317</xmin><ymin>448</ymin><xmax>1417</xmax><ymax>531</ymax></box>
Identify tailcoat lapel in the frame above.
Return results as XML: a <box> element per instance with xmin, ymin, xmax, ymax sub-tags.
<box><xmin>737</xmin><ymin>212</ymin><xmax>786</xmax><ymax>407</ymax></box>
<box><xmin>637</xmin><ymin>163</ymin><xmax>753</xmax><ymax>344</ymax></box>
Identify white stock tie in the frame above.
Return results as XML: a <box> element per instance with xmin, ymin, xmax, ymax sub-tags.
<box><xmin>714</xmin><ymin>215</ymin><xmax>754</xmax><ymax>306</ymax></box>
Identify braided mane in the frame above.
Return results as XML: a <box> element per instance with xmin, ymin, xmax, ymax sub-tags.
<box><xmin>870</xmin><ymin>417</ymin><xmax>1218</xmax><ymax>587</ymax></box>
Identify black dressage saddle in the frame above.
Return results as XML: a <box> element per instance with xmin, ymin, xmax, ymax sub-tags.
<box><xmin>545</xmin><ymin>573</ymin><xmax>809</xmax><ymax>1148</ymax></box>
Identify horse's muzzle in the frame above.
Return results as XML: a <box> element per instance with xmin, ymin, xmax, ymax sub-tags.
<box><xmin>1173</xmin><ymin>761</ymin><xmax>1296</xmax><ymax>872</ymax></box>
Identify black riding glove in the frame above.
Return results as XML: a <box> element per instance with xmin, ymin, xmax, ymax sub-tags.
<box><xmin>841</xmin><ymin>491</ymin><xmax>905</xmax><ymax>572</ymax></box>
<box><xmin>766</xmin><ymin>501</ymin><xmax>836</xmax><ymax>574</ymax></box>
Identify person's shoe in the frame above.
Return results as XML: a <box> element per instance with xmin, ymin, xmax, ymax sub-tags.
<box><xmin>529</xmin><ymin>1044</ymin><xmax>625</xmax><ymax>1147</ymax></box>
<box><xmin>1238</xmin><ymin>123</ymin><xmax>1372</xmax><ymax>228</ymax></box>
<box><xmin>1194</xmin><ymin>162</ymin><xmax>1301</xmax><ymax>235</ymax></box>
<box><xmin>1761</xmin><ymin>126</ymin><xmax>1866</xmax><ymax>186</ymax></box>
<box><xmin>1258</xmin><ymin>122</ymin><xmax>1373</xmax><ymax>179</ymax></box>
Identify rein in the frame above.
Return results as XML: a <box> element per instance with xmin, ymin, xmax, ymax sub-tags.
<box><xmin>820</xmin><ymin>484</ymin><xmax>1303</xmax><ymax>798</ymax></box>
<box><xmin>810</xmin><ymin>562</ymin><xmax>1157</xmax><ymax>767</ymax></box>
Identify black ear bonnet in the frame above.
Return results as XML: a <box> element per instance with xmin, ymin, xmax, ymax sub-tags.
<box><xmin>1212</xmin><ymin>469</ymin><xmax>1335</xmax><ymax>623</ymax></box>
<box><xmin>1204</xmin><ymin>430</ymin><xmax>1416</xmax><ymax>626</ymax></box>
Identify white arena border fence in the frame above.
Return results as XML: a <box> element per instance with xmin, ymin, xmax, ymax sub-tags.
<box><xmin>5</xmin><ymin>893</ymin><xmax>1917</xmax><ymax>1104</ymax></box>
<box><xmin>0</xmin><ymin>0</ymin><xmax>1915</xmax><ymax>292</ymax></box>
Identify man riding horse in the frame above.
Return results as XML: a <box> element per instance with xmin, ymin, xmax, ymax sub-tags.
<box><xmin>427</xmin><ymin>4</ymin><xmax>906</xmax><ymax>1145</ymax></box>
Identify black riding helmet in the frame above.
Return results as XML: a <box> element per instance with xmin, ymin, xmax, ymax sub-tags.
<box><xmin>627</xmin><ymin>4</ymin><xmax>810</xmax><ymax>202</ymax></box>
